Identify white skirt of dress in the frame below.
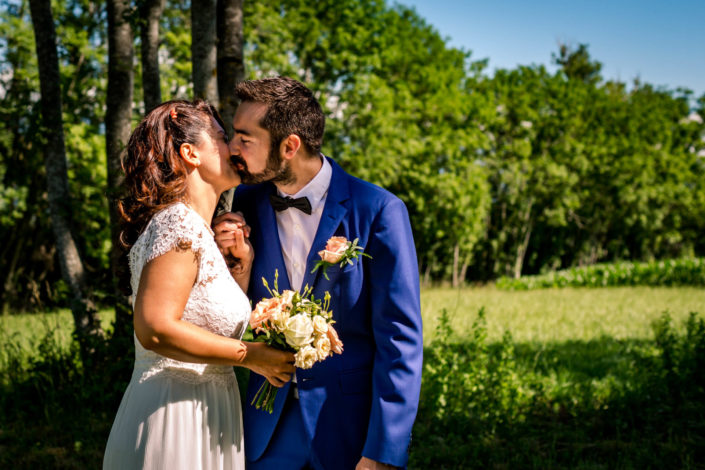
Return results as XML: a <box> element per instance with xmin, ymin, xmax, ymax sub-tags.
<box><xmin>103</xmin><ymin>368</ymin><xmax>245</xmax><ymax>470</ymax></box>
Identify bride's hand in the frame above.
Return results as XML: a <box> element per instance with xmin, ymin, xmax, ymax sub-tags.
<box><xmin>241</xmin><ymin>342</ymin><xmax>296</xmax><ymax>387</ymax></box>
<box><xmin>213</xmin><ymin>211</ymin><xmax>251</xmax><ymax>259</ymax></box>
<box><xmin>213</xmin><ymin>211</ymin><xmax>253</xmax><ymax>279</ymax></box>
<box><xmin>226</xmin><ymin>225</ymin><xmax>253</xmax><ymax>267</ymax></box>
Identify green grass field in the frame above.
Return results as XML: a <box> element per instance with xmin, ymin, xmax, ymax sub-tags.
<box><xmin>423</xmin><ymin>285</ymin><xmax>705</xmax><ymax>343</ymax></box>
<box><xmin>2</xmin><ymin>286</ymin><xmax>704</xmax><ymax>469</ymax></box>
<box><xmin>0</xmin><ymin>309</ymin><xmax>114</xmax><ymax>370</ymax></box>
<box><xmin>3</xmin><ymin>286</ymin><xmax>701</xmax><ymax>352</ymax></box>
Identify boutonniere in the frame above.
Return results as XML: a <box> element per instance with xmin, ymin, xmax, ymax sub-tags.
<box><xmin>311</xmin><ymin>236</ymin><xmax>372</xmax><ymax>280</ymax></box>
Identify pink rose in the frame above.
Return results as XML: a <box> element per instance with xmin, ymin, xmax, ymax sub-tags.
<box><xmin>326</xmin><ymin>324</ymin><xmax>344</xmax><ymax>355</ymax></box>
<box><xmin>318</xmin><ymin>236</ymin><xmax>349</xmax><ymax>264</ymax></box>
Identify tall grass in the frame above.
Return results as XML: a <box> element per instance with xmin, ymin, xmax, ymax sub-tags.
<box><xmin>1</xmin><ymin>287</ymin><xmax>704</xmax><ymax>468</ymax></box>
<box><xmin>413</xmin><ymin>308</ymin><xmax>705</xmax><ymax>468</ymax></box>
<box><xmin>0</xmin><ymin>309</ymin><xmax>114</xmax><ymax>372</ymax></box>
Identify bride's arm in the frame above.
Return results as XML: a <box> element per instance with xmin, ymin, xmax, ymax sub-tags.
<box><xmin>133</xmin><ymin>249</ymin><xmax>293</xmax><ymax>387</ymax></box>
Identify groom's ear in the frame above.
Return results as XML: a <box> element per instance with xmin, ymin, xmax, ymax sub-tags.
<box><xmin>280</xmin><ymin>134</ymin><xmax>301</xmax><ymax>161</ymax></box>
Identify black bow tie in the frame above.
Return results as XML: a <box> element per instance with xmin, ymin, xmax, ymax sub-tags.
<box><xmin>269</xmin><ymin>194</ymin><xmax>312</xmax><ymax>215</ymax></box>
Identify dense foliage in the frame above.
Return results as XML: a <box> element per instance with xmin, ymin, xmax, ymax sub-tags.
<box><xmin>2</xmin><ymin>305</ymin><xmax>704</xmax><ymax>468</ymax></box>
<box><xmin>497</xmin><ymin>257</ymin><xmax>705</xmax><ymax>290</ymax></box>
<box><xmin>412</xmin><ymin>309</ymin><xmax>705</xmax><ymax>468</ymax></box>
<box><xmin>1</xmin><ymin>0</ymin><xmax>704</xmax><ymax>311</ymax></box>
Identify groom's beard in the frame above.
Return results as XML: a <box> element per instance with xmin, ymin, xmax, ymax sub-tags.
<box><xmin>233</xmin><ymin>145</ymin><xmax>294</xmax><ymax>186</ymax></box>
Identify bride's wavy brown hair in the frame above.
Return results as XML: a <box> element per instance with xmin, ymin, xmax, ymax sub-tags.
<box><xmin>117</xmin><ymin>99</ymin><xmax>225</xmax><ymax>251</ymax></box>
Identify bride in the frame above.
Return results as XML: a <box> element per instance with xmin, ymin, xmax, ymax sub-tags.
<box><xmin>103</xmin><ymin>100</ymin><xmax>294</xmax><ymax>469</ymax></box>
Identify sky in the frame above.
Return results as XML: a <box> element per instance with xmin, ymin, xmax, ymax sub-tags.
<box><xmin>397</xmin><ymin>0</ymin><xmax>705</xmax><ymax>98</ymax></box>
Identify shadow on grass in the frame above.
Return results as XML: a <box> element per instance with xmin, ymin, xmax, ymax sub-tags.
<box><xmin>411</xmin><ymin>312</ymin><xmax>705</xmax><ymax>469</ymax></box>
<box><xmin>2</xmin><ymin>312</ymin><xmax>704</xmax><ymax>469</ymax></box>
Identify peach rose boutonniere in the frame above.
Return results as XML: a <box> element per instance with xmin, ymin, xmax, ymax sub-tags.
<box><xmin>311</xmin><ymin>236</ymin><xmax>372</xmax><ymax>280</ymax></box>
<box><xmin>250</xmin><ymin>271</ymin><xmax>343</xmax><ymax>413</ymax></box>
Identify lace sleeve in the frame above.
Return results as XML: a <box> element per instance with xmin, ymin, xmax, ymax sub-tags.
<box><xmin>141</xmin><ymin>203</ymin><xmax>210</xmax><ymax>264</ymax></box>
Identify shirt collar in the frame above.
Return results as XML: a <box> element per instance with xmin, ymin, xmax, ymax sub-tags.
<box><xmin>278</xmin><ymin>155</ymin><xmax>332</xmax><ymax>210</ymax></box>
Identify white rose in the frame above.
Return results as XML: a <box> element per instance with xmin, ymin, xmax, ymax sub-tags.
<box><xmin>294</xmin><ymin>345</ymin><xmax>318</xmax><ymax>369</ymax></box>
<box><xmin>280</xmin><ymin>290</ymin><xmax>295</xmax><ymax>309</ymax></box>
<box><xmin>269</xmin><ymin>307</ymin><xmax>289</xmax><ymax>333</ymax></box>
<box><xmin>313</xmin><ymin>335</ymin><xmax>331</xmax><ymax>361</ymax></box>
<box><xmin>312</xmin><ymin>315</ymin><xmax>329</xmax><ymax>335</ymax></box>
<box><xmin>284</xmin><ymin>314</ymin><xmax>314</xmax><ymax>349</ymax></box>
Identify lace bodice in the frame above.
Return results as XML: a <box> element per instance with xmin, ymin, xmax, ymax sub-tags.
<box><xmin>128</xmin><ymin>203</ymin><xmax>251</xmax><ymax>386</ymax></box>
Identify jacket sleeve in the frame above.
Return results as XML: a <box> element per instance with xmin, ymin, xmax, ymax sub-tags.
<box><xmin>361</xmin><ymin>196</ymin><xmax>423</xmax><ymax>467</ymax></box>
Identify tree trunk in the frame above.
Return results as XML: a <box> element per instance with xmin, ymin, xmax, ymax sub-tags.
<box><xmin>192</xmin><ymin>0</ymin><xmax>218</xmax><ymax>104</ymax></box>
<box><xmin>513</xmin><ymin>211</ymin><xmax>533</xmax><ymax>279</ymax></box>
<box><xmin>423</xmin><ymin>263</ymin><xmax>432</xmax><ymax>287</ymax></box>
<box><xmin>107</xmin><ymin>0</ymin><xmax>135</xmax><ymax>333</ymax></box>
<box><xmin>452</xmin><ymin>243</ymin><xmax>460</xmax><ymax>288</ymax></box>
<box><xmin>217</xmin><ymin>0</ymin><xmax>244</xmax><ymax>133</ymax></box>
<box><xmin>28</xmin><ymin>0</ymin><xmax>100</xmax><ymax>346</ymax></box>
<box><xmin>459</xmin><ymin>253</ymin><xmax>471</xmax><ymax>285</ymax></box>
<box><xmin>214</xmin><ymin>0</ymin><xmax>244</xmax><ymax>215</ymax></box>
<box><xmin>139</xmin><ymin>0</ymin><xmax>164</xmax><ymax>113</ymax></box>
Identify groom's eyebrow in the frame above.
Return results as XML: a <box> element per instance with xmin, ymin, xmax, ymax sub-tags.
<box><xmin>233</xmin><ymin>127</ymin><xmax>252</xmax><ymax>136</ymax></box>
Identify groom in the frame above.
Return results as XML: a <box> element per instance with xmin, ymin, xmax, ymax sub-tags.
<box><xmin>214</xmin><ymin>77</ymin><xmax>423</xmax><ymax>470</ymax></box>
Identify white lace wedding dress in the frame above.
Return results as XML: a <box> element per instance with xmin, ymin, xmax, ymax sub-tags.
<box><xmin>103</xmin><ymin>203</ymin><xmax>251</xmax><ymax>470</ymax></box>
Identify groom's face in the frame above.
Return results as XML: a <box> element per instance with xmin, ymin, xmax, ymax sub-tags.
<box><xmin>229</xmin><ymin>101</ymin><xmax>293</xmax><ymax>185</ymax></box>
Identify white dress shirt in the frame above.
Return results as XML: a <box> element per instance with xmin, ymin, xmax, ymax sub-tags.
<box><xmin>275</xmin><ymin>156</ymin><xmax>332</xmax><ymax>291</ymax></box>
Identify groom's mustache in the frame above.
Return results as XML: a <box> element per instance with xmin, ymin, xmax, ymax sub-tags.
<box><xmin>230</xmin><ymin>154</ymin><xmax>248</xmax><ymax>175</ymax></box>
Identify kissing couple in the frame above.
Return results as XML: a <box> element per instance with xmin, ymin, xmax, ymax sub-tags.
<box><xmin>103</xmin><ymin>76</ymin><xmax>423</xmax><ymax>470</ymax></box>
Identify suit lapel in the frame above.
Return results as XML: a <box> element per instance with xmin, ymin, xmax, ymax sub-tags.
<box><xmin>300</xmin><ymin>158</ymin><xmax>350</xmax><ymax>290</ymax></box>
<box><xmin>253</xmin><ymin>184</ymin><xmax>292</xmax><ymax>293</ymax></box>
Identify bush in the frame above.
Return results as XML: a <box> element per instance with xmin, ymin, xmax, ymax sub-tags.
<box><xmin>410</xmin><ymin>308</ymin><xmax>705</xmax><ymax>468</ymax></box>
<box><xmin>497</xmin><ymin>258</ymin><xmax>705</xmax><ymax>290</ymax></box>
<box><xmin>0</xmin><ymin>322</ymin><xmax>133</xmax><ymax>469</ymax></box>
<box><xmin>3</xmin><ymin>308</ymin><xmax>705</xmax><ymax>468</ymax></box>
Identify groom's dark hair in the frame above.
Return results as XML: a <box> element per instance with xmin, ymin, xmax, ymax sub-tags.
<box><xmin>235</xmin><ymin>76</ymin><xmax>325</xmax><ymax>156</ymax></box>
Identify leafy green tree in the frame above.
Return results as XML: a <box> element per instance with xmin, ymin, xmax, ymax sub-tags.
<box><xmin>1</xmin><ymin>0</ymin><xmax>110</xmax><ymax>312</ymax></box>
<box><xmin>29</xmin><ymin>0</ymin><xmax>101</xmax><ymax>350</ymax></box>
<box><xmin>241</xmin><ymin>0</ymin><xmax>492</xmax><ymax>282</ymax></box>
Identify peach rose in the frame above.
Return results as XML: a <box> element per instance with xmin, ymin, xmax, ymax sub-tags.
<box><xmin>318</xmin><ymin>236</ymin><xmax>349</xmax><ymax>264</ymax></box>
<box><xmin>312</xmin><ymin>315</ymin><xmax>329</xmax><ymax>335</ymax></box>
<box><xmin>326</xmin><ymin>324</ymin><xmax>344</xmax><ymax>355</ymax></box>
<box><xmin>250</xmin><ymin>297</ymin><xmax>283</xmax><ymax>331</ymax></box>
<box><xmin>313</xmin><ymin>334</ymin><xmax>332</xmax><ymax>360</ymax></box>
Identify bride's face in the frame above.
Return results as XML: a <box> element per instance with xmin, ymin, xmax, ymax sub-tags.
<box><xmin>193</xmin><ymin>117</ymin><xmax>241</xmax><ymax>191</ymax></box>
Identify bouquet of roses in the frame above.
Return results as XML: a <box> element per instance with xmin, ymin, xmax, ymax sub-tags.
<box><xmin>249</xmin><ymin>271</ymin><xmax>343</xmax><ymax>413</ymax></box>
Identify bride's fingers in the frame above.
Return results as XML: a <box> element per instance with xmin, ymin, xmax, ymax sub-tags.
<box><xmin>214</xmin><ymin>220</ymin><xmax>244</xmax><ymax>237</ymax></box>
<box><xmin>228</xmin><ymin>229</ymin><xmax>253</xmax><ymax>260</ymax></box>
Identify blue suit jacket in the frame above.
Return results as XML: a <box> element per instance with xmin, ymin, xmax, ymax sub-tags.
<box><xmin>235</xmin><ymin>158</ymin><xmax>423</xmax><ymax>469</ymax></box>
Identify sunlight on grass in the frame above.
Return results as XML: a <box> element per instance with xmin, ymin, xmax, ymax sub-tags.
<box><xmin>421</xmin><ymin>285</ymin><xmax>705</xmax><ymax>344</ymax></box>
<box><xmin>2</xmin><ymin>286</ymin><xmax>703</xmax><ymax>351</ymax></box>
<box><xmin>0</xmin><ymin>309</ymin><xmax>115</xmax><ymax>363</ymax></box>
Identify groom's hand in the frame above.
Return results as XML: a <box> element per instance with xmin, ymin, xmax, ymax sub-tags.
<box><xmin>355</xmin><ymin>457</ymin><xmax>397</xmax><ymax>470</ymax></box>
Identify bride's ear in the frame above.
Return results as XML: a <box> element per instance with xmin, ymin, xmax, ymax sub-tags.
<box><xmin>179</xmin><ymin>143</ymin><xmax>201</xmax><ymax>167</ymax></box>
